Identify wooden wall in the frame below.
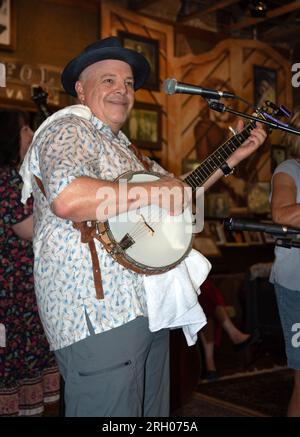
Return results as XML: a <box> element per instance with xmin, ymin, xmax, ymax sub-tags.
<box><xmin>0</xmin><ymin>0</ymin><xmax>293</xmax><ymax>181</ymax></box>
<box><xmin>101</xmin><ymin>0</ymin><xmax>174</xmax><ymax>168</ymax></box>
<box><xmin>171</xmin><ymin>39</ymin><xmax>293</xmax><ymax>178</ymax></box>
<box><xmin>0</xmin><ymin>0</ymin><xmax>98</xmax><ymax>110</ymax></box>
<box><xmin>100</xmin><ymin>2</ymin><xmax>293</xmax><ymax>180</ymax></box>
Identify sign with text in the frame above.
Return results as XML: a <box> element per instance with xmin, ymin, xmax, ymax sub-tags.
<box><xmin>0</xmin><ymin>59</ymin><xmax>70</xmax><ymax>107</ymax></box>
<box><xmin>0</xmin><ymin>62</ymin><xmax>5</xmax><ymax>86</ymax></box>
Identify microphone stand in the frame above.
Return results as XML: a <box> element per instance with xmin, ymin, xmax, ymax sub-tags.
<box><xmin>207</xmin><ymin>100</ymin><xmax>300</xmax><ymax>136</ymax></box>
<box><xmin>274</xmin><ymin>238</ymin><xmax>300</xmax><ymax>249</ymax></box>
<box><xmin>224</xmin><ymin>218</ymin><xmax>300</xmax><ymax>249</ymax></box>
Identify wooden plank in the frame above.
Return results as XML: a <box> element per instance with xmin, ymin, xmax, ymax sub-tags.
<box><xmin>230</xmin><ymin>0</ymin><xmax>300</xmax><ymax>31</ymax></box>
<box><xmin>44</xmin><ymin>0</ymin><xmax>99</xmax><ymax>12</ymax></box>
<box><xmin>175</xmin><ymin>23</ymin><xmax>229</xmax><ymax>41</ymax></box>
<box><xmin>178</xmin><ymin>0</ymin><xmax>240</xmax><ymax>23</ymax></box>
<box><xmin>128</xmin><ymin>0</ymin><xmax>160</xmax><ymax>11</ymax></box>
<box><xmin>135</xmin><ymin>12</ymin><xmax>229</xmax><ymax>41</ymax></box>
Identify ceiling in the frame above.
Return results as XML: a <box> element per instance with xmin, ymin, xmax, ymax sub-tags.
<box><xmin>121</xmin><ymin>0</ymin><xmax>300</xmax><ymax>54</ymax></box>
<box><xmin>64</xmin><ymin>0</ymin><xmax>300</xmax><ymax>55</ymax></box>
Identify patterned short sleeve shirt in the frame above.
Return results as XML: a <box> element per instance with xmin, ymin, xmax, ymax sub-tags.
<box><xmin>29</xmin><ymin>109</ymin><xmax>167</xmax><ymax>351</ymax></box>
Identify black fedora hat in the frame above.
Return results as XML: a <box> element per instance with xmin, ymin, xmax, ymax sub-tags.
<box><xmin>61</xmin><ymin>36</ymin><xmax>150</xmax><ymax>97</ymax></box>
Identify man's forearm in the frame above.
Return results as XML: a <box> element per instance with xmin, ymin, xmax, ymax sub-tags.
<box><xmin>50</xmin><ymin>175</ymin><xmax>187</xmax><ymax>222</ymax></box>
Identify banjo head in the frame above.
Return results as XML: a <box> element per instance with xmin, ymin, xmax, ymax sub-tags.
<box><xmin>105</xmin><ymin>171</ymin><xmax>193</xmax><ymax>273</ymax></box>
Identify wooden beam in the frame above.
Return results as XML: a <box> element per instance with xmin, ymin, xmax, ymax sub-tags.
<box><xmin>174</xmin><ymin>23</ymin><xmax>229</xmax><ymax>42</ymax></box>
<box><xmin>136</xmin><ymin>11</ymin><xmax>228</xmax><ymax>42</ymax></box>
<box><xmin>44</xmin><ymin>0</ymin><xmax>99</xmax><ymax>12</ymax></box>
<box><xmin>128</xmin><ymin>0</ymin><xmax>160</xmax><ymax>11</ymax></box>
<box><xmin>177</xmin><ymin>0</ymin><xmax>240</xmax><ymax>23</ymax></box>
<box><xmin>229</xmin><ymin>0</ymin><xmax>300</xmax><ymax>31</ymax></box>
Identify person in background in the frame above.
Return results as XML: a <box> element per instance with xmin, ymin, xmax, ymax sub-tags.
<box><xmin>198</xmin><ymin>278</ymin><xmax>257</xmax><ymax>380</ymax></box>
<box><xmin>270</xmin><ymin>108</ymin><xmax>300</xmax><ymax>417</ymax></box>
<box><xmin>0</xmin><ymin>110</ymin><xmax>59</xmax><ymax>416</ymax></box>
<box><xmin>20</xmin><ymin>37</ymin><xmax>266</xmax><ymax>417</ymax></box>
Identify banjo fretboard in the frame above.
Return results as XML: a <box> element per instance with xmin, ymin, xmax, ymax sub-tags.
<box><xmin>184</xmin><ymin>120</ymin><xmax>256</xmax><ymax>192</ymax></box>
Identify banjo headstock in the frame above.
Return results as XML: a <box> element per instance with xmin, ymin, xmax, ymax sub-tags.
<box><xmin>255</xmin><ymin>100</ymin><xmax>292</xmax><ymax>132</ymax></box>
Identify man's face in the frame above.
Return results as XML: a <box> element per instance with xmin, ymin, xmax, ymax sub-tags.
<box><xmin>75</xmin><ymin>59</ymin><xmax>135</xmax><ymax>133</ymax></box>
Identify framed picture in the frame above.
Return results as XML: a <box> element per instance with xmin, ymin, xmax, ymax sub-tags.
<box><xmin>205</xmin><ymin>192</ymin><xmax>230</xmax><ymax>218</ymax></box>
<box><xmin>271</xmin><ymin>145</ymin><xmax>287</xmax><ymax>172</ymax></box>
<box><xmin>193</xmin><ymin>235</ymin><xmax>221</xmax><ymax>257</ymax></box>
<box><xmin>263</xmin><ymin>232</ymin><xmax>276</xmax><ymax>244</ymax></box>
<box><xmin>223</xmin><ymin>229</ymin><xmax>247</xmax><ymax>246</ymax></box>
<box><xmin>243</xmin><ymin>230</ymin><xmax>264</xmax><ymax>245</ymax></box>
<box><xmin>253</xmin><ymin>65</ymin><xmax>277</xmax><ymax>108</ymax></box>
<box><xmin>118</xmin><ymin>31</ymin><xmax>160</xmax><ymax>91</ymax></box>
<box><xmin>206</xmin><ymin>220</ymin><xmax>226</xmax><ymax>245</ymax></box>
<box><xmin>123</xmin><ymin>102</ymin><xmax>162</xmax><ymax>150</ymax></box>
<box><xmin>0</xmin><ymin>0</ymin><xmax>16</xmax><ymax>50</ymax></box>
<box><xmin>181</xmin><ymin>158</ymin><xmax>201</xmax><ymax>175</ymax></box>
<box><xmin>247</xmin><ymin>182</ymin><xmax>271</xmax><ymax>215</ymax></box>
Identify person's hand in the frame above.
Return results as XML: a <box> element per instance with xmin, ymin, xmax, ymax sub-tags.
<box><xmin>227</xmin><ymin>119</ymin><xmax>267</xmax><ymax>168</ymax></box>
<box><xmin>155</xmin><ymin>176</ymin><xmax>191</xmax><ymax>216</ymax></box>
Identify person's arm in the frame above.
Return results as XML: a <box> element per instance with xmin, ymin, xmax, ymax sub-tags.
<box><xmin>51</xmin><ymin>175</ymin><xmax>188</xmax><ymax>222</ymax></box>
<box><xmin>271</xmin><ymin>172</ymin><xmax>300</xmax><ymax>227</ymax></box>
<box><xmin>39</xmin><ymin>120</ymin><xmax>187</xmax><ymax>222</ymax></box>
<box><xmin>202</xmin><ymin>120</ymin><xmax>267</xmax><ymax>191</ymax></box>
<box><xmin>11</xmin><ymin>215</ymin><xmax>33</xmax><ymax>240</ymax></box>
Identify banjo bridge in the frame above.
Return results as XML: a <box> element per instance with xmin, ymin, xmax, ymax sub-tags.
<box><xmin>139</xmin><ymin>214</ymin><xmax>155</xmax><ymax>236</ymax></box>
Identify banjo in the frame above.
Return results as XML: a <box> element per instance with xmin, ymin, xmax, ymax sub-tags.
<box><xmin>96</xmin><ymin>101</ymin><xmax>283</xmax><ymax>275</ymax></box>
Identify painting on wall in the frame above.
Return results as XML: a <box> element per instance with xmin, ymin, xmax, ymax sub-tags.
<box><xmin>123</xmin><ymin>102</ymin><xmax>162</xmax><ymax>150</ymax></box>
<box><xmin>118</xmin><ymin>31</ymin><xmax>160</xmax><ymax>91</ymax></box>
<box><xmin>0</xmin><ymin>0</ymin><xmax>16</xmax><ymax>50</ymax></box>
<box><xmin>271</xmin><ymin>145</ymin><xmax>287</xmax><ymax>173</ymax></box>
<box><xmin>247</xmin><ymin>182</ymin><xmax>271</xmax><ymax>215</ymax></box>
<box><xmin>253</xmin><ymin>65</ymin><xmax>277</xmax><ymax>108</ymax></box>
<box><xmin>205</xmin><ymin>192</ymin><xmax>230</xmax><ymax>218</ymax></box>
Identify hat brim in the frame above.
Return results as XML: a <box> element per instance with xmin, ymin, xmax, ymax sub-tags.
<box><xmin>61</xmin><ymin>46</ymin><xmax>151</xmax><ymax>97</ymax></box>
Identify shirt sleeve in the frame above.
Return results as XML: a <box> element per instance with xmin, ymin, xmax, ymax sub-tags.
<box><xmin>270</xmin><ymin>159</ymin><xmax>300</xmax><ymax>202</ymax></box>
<box><xmin>273</xmin><ymin>159</ymin><xmax>300</xmax><ymax>184</ymax></box>
<box><xmin>38</xmin><ymin>118</ymin><xmax>103</xmax><ymax>204</ymax></box>
<box><xmin>145</xmin><ymin>157</ymin><xmax>172</xmax><ymax>177</ymax></box>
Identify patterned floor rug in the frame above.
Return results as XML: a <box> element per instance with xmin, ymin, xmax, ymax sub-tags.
<box><xmin>196</xmin><ymin>367</ymin><xmax>293</xmax><ymax>417</ymax></box>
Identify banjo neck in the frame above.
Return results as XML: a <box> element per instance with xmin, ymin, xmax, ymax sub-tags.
<box><xmin>183</xmin><ymin>120</ymin><xmax>256</xmax><ymax>192</ymax></box>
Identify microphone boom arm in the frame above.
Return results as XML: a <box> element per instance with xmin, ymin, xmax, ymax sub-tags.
<box><xmin>224</xmin><ymin>218</ymin><xmax>300</xmax><ymax>249</ymax></box>
<box><xmin>208</xmin><ymin>100</ymin><xmax>300</xmax><ymax>136</ymax></box>
<box><xmin>224</xmin><ymin>217</ymin><xmax>300</xmax><ymax>236</ymax></box>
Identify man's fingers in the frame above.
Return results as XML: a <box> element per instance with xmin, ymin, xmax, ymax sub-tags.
<box><xmin>235</xmin><ymin>119</ymin><xmax>244</xmax><ymax>134</ymax></box>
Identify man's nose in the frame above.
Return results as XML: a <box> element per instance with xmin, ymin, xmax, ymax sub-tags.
<box><xmin>115</xmin><ymin>81</ymin><xmax>128</xmax><ymax>94</ymax></box>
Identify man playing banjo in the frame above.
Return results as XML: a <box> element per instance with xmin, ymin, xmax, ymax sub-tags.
<box><xmin>20</xmin><ymin>36</ymin><xmax>266</xmax><ymax>417</ymax></box>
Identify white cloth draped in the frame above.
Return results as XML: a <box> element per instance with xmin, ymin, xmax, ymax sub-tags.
<box><xmin>144</xmin><ymin>249</ymin><xmax>210</xmax><ymax>345</ymax></box>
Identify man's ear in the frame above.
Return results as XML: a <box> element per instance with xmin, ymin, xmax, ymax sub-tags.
<box><xmin>75</xmin><ymin>81</ymin><xmax>85</xmax><ymax>104</ymax></box>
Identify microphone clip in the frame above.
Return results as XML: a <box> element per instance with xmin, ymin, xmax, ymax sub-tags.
<box><xmin>207</xmin><ymin>100</ymin><xmax>225</xmax><ymax>112</ymax></box>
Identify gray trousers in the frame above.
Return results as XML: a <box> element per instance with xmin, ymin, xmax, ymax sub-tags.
<box><xmin>54</xmin><ymin>316</ymin><xmax>170</xmax><ymax>417</ymax></box>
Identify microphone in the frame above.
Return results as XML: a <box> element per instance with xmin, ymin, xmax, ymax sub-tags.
<box><xmin>224</xmin><ymin>218</ymin><xmax>300</xmax><ymax>236</ymax></box>
<box><xmin>163</xmin><ymin>78</ymin><xmax>236</xmax><ymax>100</ymax></box>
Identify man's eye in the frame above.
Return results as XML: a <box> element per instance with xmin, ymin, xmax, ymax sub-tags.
<box><xmin>126</xmin><ymin>81</ymin><xmax>134</xmax><ymax>88</ymax></box>
<box><xmin>104</xmin><ymin>78</ymin><xmax>113</xmax><ymax>84</ymax></box>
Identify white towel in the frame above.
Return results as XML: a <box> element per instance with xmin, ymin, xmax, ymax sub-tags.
<box><xmin>144</xmin><ymin>249</ymin><xmax>211</xmax><ymax>346</ymax></box>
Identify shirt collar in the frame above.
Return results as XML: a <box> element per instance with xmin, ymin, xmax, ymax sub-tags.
<box><xmin>90</xmin><ymin>113</ymin><xmax>131</xmax><ymax>147</ymax></box>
